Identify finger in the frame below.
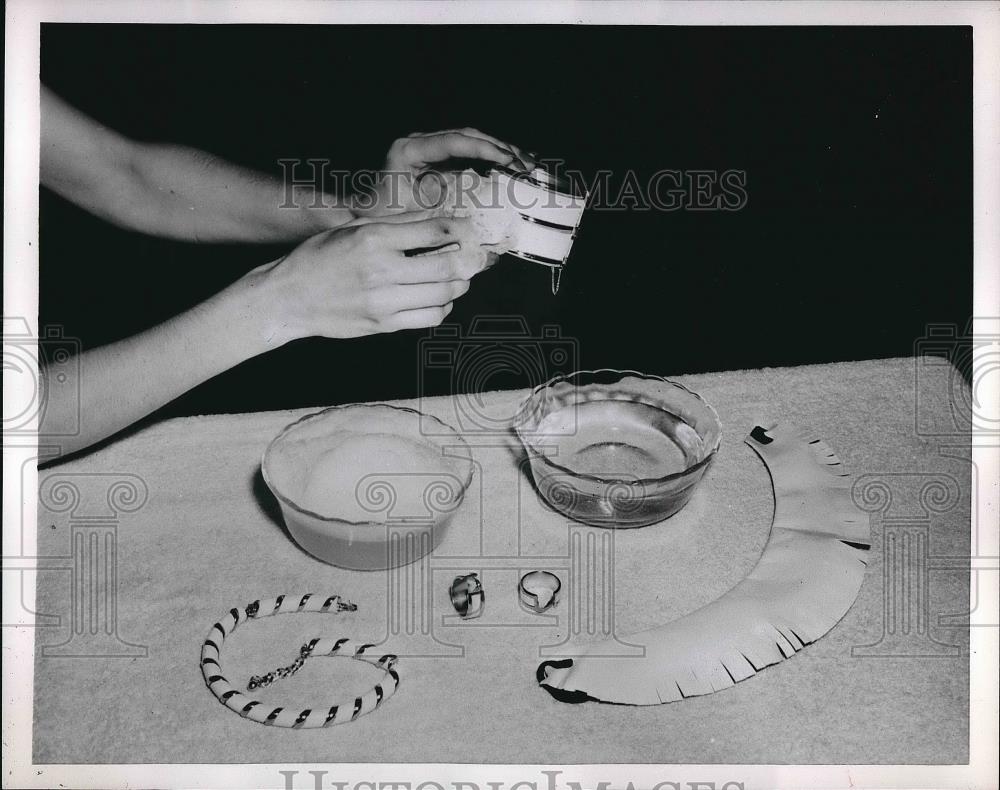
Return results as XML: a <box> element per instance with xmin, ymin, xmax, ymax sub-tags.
<box><xmin>413</xmin><ymin>127</ymin><xmax>532</xmax><ymax>169</ymax></box>
<box><xmin>457</xmin><ymin>129</ymin><xmax>532</xmax><ymax>170</ymax></box>
<box><xmin>393</xmin><ymin>246</ymin><xmax>489</xmax><ymax>283</ymax></box>
<box><xmin>515</xmin><ymin>149</ymin><xmax>536</xmax><ymax>170</ymax></box>
<box><xmin>372</xmin><ymin>217</ymin><xmax>461</xmax><ymax>251</ymax></box>
<box><xmin>410</xmin><ymin>241</ymin><xmax>461</xmax><ymax>258</ymax></box>
<box><xmin>372</xmin><ymin>280</ymin><xmax>470</xmax><ymax>314</ymax></box>
<box><xmin>379</xmin><ymin>302</ymin><xmax>454</xmax><ymax>333</ymax></box>
<box><xmin>413</xmin><ymin>127</ymin><xmax>506</xmax><ymax>146</ymax></box>
<box><xmin>404</xmin><ymin>132</ymin><xmax>516</xmax><ymax>168</ymax></box>
<box><xmin>413</xmin><ymin>127</ymin><xmax>517</xmax><ymax>157</ymax></box>
<box><xmin>344</xmin><ymin>208</ymin><xmax>444</xmax><ymax>228</ymax></box>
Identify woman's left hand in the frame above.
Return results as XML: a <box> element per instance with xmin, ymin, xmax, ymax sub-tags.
<box><xmin>354</xmin><ymin>128</ymin><xmax>535</xmax><ymax>217</ymax></box>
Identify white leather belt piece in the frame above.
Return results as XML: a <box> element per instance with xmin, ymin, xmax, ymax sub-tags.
<box><xmin>537</xmin><ymin>423</ymin><xmax>871</xmax><ymax>705</ymax></box>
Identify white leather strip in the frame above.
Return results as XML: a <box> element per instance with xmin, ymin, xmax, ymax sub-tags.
<box><xmin>537</xmin><ymin>424</ymin><xmax>870</xmax><ymax>705</ymax></box>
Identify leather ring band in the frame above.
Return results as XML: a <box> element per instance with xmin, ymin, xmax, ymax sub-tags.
<box><xmin>449</xmin><ymin>573</ymin><xmax>485</xmax><ymax>619</ymax></box>
<box><xmin>519</xmin><ymin>571</ymin><xmax>562</xmax><ymax>613</ymax></box>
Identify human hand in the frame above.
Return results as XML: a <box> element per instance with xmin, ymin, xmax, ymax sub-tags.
<box><xmin>354</xmin><ymin>128</ymin><xmax>535</xmax><ymax>217</ymax></box>
<box><xmin>260</xmin><ymin>212</ymin><xmax>493</xmax><ymax>340</ymax></box>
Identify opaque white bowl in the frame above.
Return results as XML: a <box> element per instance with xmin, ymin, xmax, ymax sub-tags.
<box><xmin>262</xmin><ymin>404</ymin><xmax>474</xmax><ymax>570</ymax></box>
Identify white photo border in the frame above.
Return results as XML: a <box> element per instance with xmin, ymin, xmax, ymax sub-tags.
<box><xmin>4</xmin><ymin>2</ymin><xmax>997</xmax><ymax>788</ymax></box>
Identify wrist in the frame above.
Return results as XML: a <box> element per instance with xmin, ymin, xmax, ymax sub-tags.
<box><xmin>225</xmin><ymin>260</ymin><xmax>305</xmax><ymax>351</ymax></box>
<box><xmin>284</xmin><ymin>183</ymin><xmax>356</xmax><ymax>235</ymax></box>
<box><xmin>301</xmin><ymin>203</ymin><xmax>356</xmax><ymax>234</ymax></box>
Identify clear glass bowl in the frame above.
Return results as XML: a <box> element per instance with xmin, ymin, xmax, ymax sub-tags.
<box><xmin>513</xmin><ymin>370</ymin><xmax>722</xmax><ymax>527</ymax></box>
<box><xmin>262</xmin><ymin>404</ymin><xmax>473</xmax><ymax>570</ymax></box>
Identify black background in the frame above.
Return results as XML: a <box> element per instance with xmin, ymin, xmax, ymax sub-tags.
<box><xmin>40</xmin><ymin>25</ymin><xmax>972</xmax><ymax>418</ymax></box>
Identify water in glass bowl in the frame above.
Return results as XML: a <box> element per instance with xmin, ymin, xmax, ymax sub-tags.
<box><xmin>538</xmin><ymin>399</ymin><xmax>706</xmax><ymax>481</ymax></box>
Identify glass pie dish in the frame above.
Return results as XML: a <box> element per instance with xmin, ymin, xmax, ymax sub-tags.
<box><xmin>262</xmin><ymin>404</ymin><xmax>474</xmax><ymax>570</ymax></box>
<box><xmin>513</xmin><ymin>370</ymin><xmax>722</xmax><ymax>527</ymax></box>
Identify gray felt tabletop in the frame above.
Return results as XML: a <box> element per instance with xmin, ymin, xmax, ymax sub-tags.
<box><xmin>32</xmin><ymin>357</ymin><xmax>970</xmax><ymax>764</ymax></box>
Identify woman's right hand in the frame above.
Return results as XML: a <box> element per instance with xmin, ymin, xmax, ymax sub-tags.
<box><xmin>257</xmin><ymin>212</ymin><xmax>492</xmax><ymax>342</ymax></box>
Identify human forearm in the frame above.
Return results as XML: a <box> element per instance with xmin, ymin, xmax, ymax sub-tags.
<box><xmin>39</xmin><ymin>212</ymin><xmax>494</xmax><ymax>461</ymax></box>
<box><xmin>40</xmin><ymin>262</ymin><xmax>290</xmax><ymax>459</ymax></box>
<box><xmin>41</xmin><ymin>87</ymin><xmax>355</xmax><ymax>243</ymax></box>
<box><xmin>125</xmin><ymin>142</ymin><xmax>356</xmax><ymax>243</ymax></box>
<box><xmin>42</xmin><ymin>88</ymin><xmax>533</xmax><ymax>243</ymax></box>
